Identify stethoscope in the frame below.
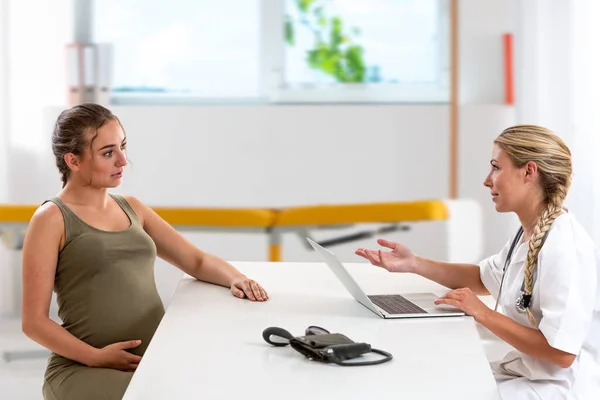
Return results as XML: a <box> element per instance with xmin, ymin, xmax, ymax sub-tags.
<box><xmin>494</xmin><ymin>226</ymin><xmax>550</xmax><ymax>314</ymax></box>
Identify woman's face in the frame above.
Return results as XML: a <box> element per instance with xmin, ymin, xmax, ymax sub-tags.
<box><xmin>73</xmin><ymin>119</ymin><xmax>127</xmax><ymax>188</ymax></box>
<box><xmin>483</xmin><ymin>144</ymin><xmax>531</xmax><ymax>213</ymax></box>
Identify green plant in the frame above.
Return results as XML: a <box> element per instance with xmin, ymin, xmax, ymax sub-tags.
<box><xmin>285</xmin><ymin>0</ymin><xmax>371</xmax><ymax>83</ymax></box>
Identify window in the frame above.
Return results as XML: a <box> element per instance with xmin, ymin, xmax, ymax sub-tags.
<box><xmin>273</xmin><ymin>0</ymin><xmax>449</xmax><ymax>102</ymax></box>
<box><xmin>90</xmin><ymin>0</ymin><xmax>449</xmax><ymax>104</ymax></box>
<box><xmin>93</xmin><ymin>0</ymin><xmax>261</xmax><ymax>102</ymax></box>
<box><xmin>282</xmin><ymin>0</ymin><xmax>446</xmax><ymax>91</ymax></box>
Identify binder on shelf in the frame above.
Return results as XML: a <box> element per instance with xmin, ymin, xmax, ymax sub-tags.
<box><xmin>65</xmin><ymin>43</ymin><xmax>113</xmax><ymax>106</ymax></box>
<box><xmin>66</xmin><ymin>43</ymin><xmax>85</xmax><ymax>106</ymax></box>
<box><xmin>94</xmin><ymin>43</ymin><xmax>113</xmax><ymax>106</ymax></box>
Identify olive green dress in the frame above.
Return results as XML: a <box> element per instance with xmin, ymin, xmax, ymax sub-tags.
<box><xmin>42</xmin><ymin>194</ymin><xmax>165</xmax><ymax>400</ymax></box>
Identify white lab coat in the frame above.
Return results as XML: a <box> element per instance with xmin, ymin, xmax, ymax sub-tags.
<box><xmin>479</xmin><ymin>212</ymin><xmax>600</xmax><ymax>400</ymax></box>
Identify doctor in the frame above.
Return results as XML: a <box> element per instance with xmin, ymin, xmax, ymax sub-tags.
<box><xmin>356</xmin><ymin>125</ymin><xmax>600</xmax><ymax>399</ymax></box>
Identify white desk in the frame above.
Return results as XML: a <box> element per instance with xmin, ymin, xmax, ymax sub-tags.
<box><xmin>123</xmin><ymin>262</ymin><xmax>500</xmax><ymax>400</ymax></box>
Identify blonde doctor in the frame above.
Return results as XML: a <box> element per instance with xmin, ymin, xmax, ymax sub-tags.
<box><xmin>356</xmin><ymin>125</ymin><xmax>600</xmax><ymax>399</ymax></box>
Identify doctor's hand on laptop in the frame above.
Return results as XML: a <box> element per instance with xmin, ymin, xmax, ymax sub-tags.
<box><xmin>433</xmin><ymin>288</ymin><xmax>491</xmax><ymax>322</ymax></box>
<box><xmin>355</xmin><ymin>238</ymin><xmax>417</xmax><ymax>274</ymax></box>
<box><xmin>355</xmin><ymin>238</ymin><xmax>487</xmax><ymax>319</ymax></box>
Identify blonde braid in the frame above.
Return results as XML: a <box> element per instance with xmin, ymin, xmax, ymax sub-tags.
<box><xmin>522</xmin><ymin>192</ymin><xmax>566</xmax><ymax>327</ymax></box>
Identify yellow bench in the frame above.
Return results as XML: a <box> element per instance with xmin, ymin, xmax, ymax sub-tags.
<box><xmin>0</xmin><ymin>205</ymin><xmax>38</xmax><ymax>224</ymax></box>
<box><xmin>152</xmin><ymin>207</ymin><xmax>276</xmax><ymax>228</ymax></box>
<box><xmin>0</xmin><ymin>200</ymin><xmax>448</xmax><ymax>261</ymax></box>
<box><xmin>273</xmin><ymin>200</ymin><xmax>447</xmax><ymax>226</ymax></box>
<box><xmin>0</xmin><ymin>205</ymin><xmax>276</xmax><ymax>228</ymax></box>
<box><xmin>268</xmin><ymin>200</ymin><xmax>448</xmax><ymax>261</ymax></box>
<box><xmin>0</xmin><ymin>205</ymin><xmax>277</xmax><ymax>261</ymax></box>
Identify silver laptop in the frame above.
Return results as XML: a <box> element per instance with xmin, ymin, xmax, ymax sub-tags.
<box><xmin>307</xmin><ymin>238</ymin><xmax>465</xmax><ymax>319</ymax></box>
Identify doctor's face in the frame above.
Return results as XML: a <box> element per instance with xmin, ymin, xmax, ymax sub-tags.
<box><xmin>483</xmin><ymin>145</ymin><xmax>529</xmax><ymax>213</ymax></box>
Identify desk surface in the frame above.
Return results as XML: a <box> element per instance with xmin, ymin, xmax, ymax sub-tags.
<box><xmin>123</xmin><ymin>262</ymin><xmax>500</xmax><ymax>400</ymax></box>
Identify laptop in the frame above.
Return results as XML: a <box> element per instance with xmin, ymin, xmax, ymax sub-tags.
<box><xmin>307</xmin><ymin>238</ymin><xmax>465</xmax><ymax>319</ymax></box>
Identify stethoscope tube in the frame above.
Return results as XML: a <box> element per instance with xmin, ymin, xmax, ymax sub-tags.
<box><xmin>494</xmin><ymin>226</ymin><xmax>551</xmax><ymax>314</ymax></box>
<box><xmin>494</xmin><ymin>227</ymin><xmax>524</xmax><ymax>312</ymax></box>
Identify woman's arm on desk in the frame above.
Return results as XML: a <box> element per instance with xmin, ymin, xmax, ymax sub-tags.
<box><xmin>356</xmin><ymin>238</ymin><xmax>488</xmax><ymax>295</ymax></box>
<box><xmin>124</xmin><ymin>196</ymin><xmax>268</xmax><ymax>301</ymax></box>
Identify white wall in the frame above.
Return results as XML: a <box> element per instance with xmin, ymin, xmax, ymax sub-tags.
<box><xmin>459</xmin><ymin>0</ymin><xmax>519</xmax><ymax>256</ymax></box>
<box><xmin>460</xmin><ymin>0</ymin><xmax>517</xmax><ymax>104</ymax></box>
<box><xmin>44</xmin><ymin>105</ymin><xmax>450</xmax><ymax>206</ymax></box>
<box><xmin>6</xmin><ymin>0</ymin><xmax>71</xmax><ymax>151</ymax></box>
<box><xmin>460</xmin><ymin>105</ymin><xmax>520</xmax><ymax>256</ymax></box>
<box><xmin>0</xmin><ymin>1</ymin><xmax>13</xmax><ymax>317</ymax></box>
<box><xmin>0</xmin><ymin>0</ymin><xmax>8</xmax><ymax>204</ymax></box>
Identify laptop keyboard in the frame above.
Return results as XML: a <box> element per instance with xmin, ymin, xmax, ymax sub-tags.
<box><xmin>368</xmin><ymin>295</ymin><xmax>427</xmax><ymax>315</ymax></box>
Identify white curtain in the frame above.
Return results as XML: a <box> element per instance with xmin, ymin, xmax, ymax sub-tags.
<box><xmin>0</xmin><ymin>0</ymin><xmax>73</xmax><ymax>204</ymax></box>
<box><xmin>0</xmin><ymin>0</ymin><xmax>9</xmax><ymax>203</ymax></box>
<box><xmin>0</xmin><ymin>0</ymin><xmax>72</xmax><ymax>316</ymax></box>
<box><xmin>6</xmin><ymin>0</ymin><xmax>72</xmax><ymax>151</ymax></box>
<box><xmin>516</xmin><ymin>0</ymin><xmax>600</xmax><ymax>244</ymax></box>
<box><xmin>570</xmin><ymin>0</ymin><xmax>600</xmax><ymax>244</ymax></box>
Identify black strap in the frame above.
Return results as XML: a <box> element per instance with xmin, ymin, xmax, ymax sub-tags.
<box><xmin>330</xmin><ymin>348</ymin><xmax>393</xmax><ymax>366</ymax></box>
<box><xmin>495</xmin><ymin>227</ymin><xmax>524</xmax><ymax>312</ymax></box>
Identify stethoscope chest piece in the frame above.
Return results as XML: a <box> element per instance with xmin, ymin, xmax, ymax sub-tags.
<box><xmin>515</xmin><ymin>291</ymin><xmax>532</xmax><ymax>314</ymax></box>
<box><xmin>515</xmin><ymin>295</ymin><xmax>527</xmax><ymax>313</ymax></box>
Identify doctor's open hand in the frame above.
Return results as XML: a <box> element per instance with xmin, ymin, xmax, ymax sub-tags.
<box><xmin>355</xmin><ymin>239</ymin><xmax>417</xmax><ymax>273</ymax></box>
<box><xmin>434</xmin><ymin>288</ymin><xmax>491</xmax><ymax>323</ymax></box>
<box><xmin>230</xmin><ymin>276</ymin><xmax>269</xmax><ymax>301</ymax></box>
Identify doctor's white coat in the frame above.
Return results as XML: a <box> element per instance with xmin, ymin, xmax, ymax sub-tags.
<box><xmin>480</xmin><ymin>212</ymin><xmax>600</xmax><ymax>400</ymax></box>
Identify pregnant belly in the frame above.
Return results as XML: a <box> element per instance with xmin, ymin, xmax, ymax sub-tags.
<box><xmin>62</xmin><ymin>294</ymin><xmax>165</xmax><ymax>356</ymax></box>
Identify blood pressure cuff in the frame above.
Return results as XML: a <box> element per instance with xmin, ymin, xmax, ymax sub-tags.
<box><xmin>289</xmin><ymin>333</ymin><xmax>392</xmax><ymax>366</ymax></box>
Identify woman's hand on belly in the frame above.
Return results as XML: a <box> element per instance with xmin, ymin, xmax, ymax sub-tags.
<box><xmin>89</xmin><ymin>340</ymin><xmax>143</xmax><ymax>371</ymax></box>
